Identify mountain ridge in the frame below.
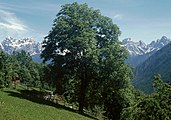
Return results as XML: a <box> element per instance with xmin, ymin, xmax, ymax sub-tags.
<box><xmin>122</xmin><ymin>36</ymin><xmax>171</xmax><ymax>56</ymax></box>
<box><xmin>0</xmin><ymin>36</ymin><xmax>170</xmax><ymax>65</ymax></box>
<box><xmin>123</xmin><ymin>36</ymin><xmax>171</xmax><ymax>66</ymax></box>
<box><xmin>0</xmin><ymin>36</ymin><xmax>42</xmax><ymax>56</ymax></box>
<box><xmin>133</xmin><ymin>43</ymin><xmax>171</xmax><ymax>93</ymax></box>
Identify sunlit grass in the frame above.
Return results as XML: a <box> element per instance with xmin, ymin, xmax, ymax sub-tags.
<box><xmin>0</xmin><ymin>88</ymin><xmax>92</xmax><ymax>120</ymax></box>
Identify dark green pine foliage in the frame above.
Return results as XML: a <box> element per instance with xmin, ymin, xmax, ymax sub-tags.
<box><xmin>41</xmin><ymin>2</ymin><xmax>134</xmax><ymax>119</ymax></box>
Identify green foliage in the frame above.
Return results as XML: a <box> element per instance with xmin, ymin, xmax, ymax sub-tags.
<box><xmin>0</xmin><ymin>50</ymin><xmax>51</xmax><ymax>90</ymax></box>
<box><xmin>0</xmin><ymin>51</ymin><xmax>12</xmax><ymax>87</ymax></box>
<box><xmin>12</xmin><ymin>50</ymin><xmax>32</xmax><ymax>67</ymax></box>
<box><xmin>41</xmin><ymin>2</ymin><xmax>134</xmax><ymax>119</ymax></box>
<box><xmin>63</xmin><ymin>76</ymin><xmax>79</xmax><ymax>104</ymax></box>
<box><xmin>122</xmin><ymin>74</ymin><xmax>171</xmax><ymax>120</ymax></box>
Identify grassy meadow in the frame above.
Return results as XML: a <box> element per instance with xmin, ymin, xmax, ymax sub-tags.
<box><xmin>0</xmin><ymin>88</ymin><xmax>94</xmax><ymax>120</ymax></box>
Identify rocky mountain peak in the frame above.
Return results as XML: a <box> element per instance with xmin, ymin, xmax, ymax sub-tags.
<box><xmin>138</xmin><ymin>40</ymin><xmax>146</xmax><ymax>46</ymax></box>
<box><xmin>148</xmin><ymin>36</ymin><xmax>171</xmax><ymax>51</ymax></box>
<box><xmin>123</xmin><ymin>36</ymin><xmax>171</xmax><ymax>56</ymax></box>
<box><xmin>1</xmin><ymin>37</ymin><xmax>42</xmax><ymax>55</ymax></box>
<box><xmin>122</xmin><ymin>38</ymin><xmax>132</xmax><ymax>44</ymax></box>
<box><xmin>122</xmin><ymin>39</ymin><xmax>148</xmax><ymax>56</ymax></box>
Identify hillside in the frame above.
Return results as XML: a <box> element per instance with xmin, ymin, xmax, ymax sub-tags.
<box><xmin>0</xmin><ymin>88</ymin><xmax>93</xmax><ymax>120</ymax></box>
<box><xmin>133</xmin><ymin>43</ymin><xmax>171</xmax><ymax>93</ymax></box>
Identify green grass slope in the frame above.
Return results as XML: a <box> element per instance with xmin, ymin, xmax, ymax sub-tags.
<box><xmin>0</xmin><ymin>88</ymin><xmax>93</xmax><ymax>120</ymax></box>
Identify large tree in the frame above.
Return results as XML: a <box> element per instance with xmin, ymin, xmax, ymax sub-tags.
<box><xmin>41</xmin><ymin>2</ymin><xmax>100</xmax><ymax>112</ymax></box>
<box><xmin>41</xmin><ymin>2</ymin><xmax>134</xmax><ymax>117</ymax></box>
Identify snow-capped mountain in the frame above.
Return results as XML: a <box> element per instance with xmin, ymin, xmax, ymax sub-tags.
<box><xmin>1</xmin><ymin>37</ymin><xmax>42</xmax><ymax>55</ymax></box>
<box><xmin>122</xmin><ymin>38</ymin><xmax>148</xmax><ymax>56</ymax></box>
<box><xmin>123</xmin><ymin>36</ymin><xmax>171</xmax><ymax>56</ymax></box>
<box><xmin>123</xmin><ymin>36</ymin><xmax>171</xmax><ymax>66</ymax></box>
<box><xmin>0</xmin><ymin>36</ymin><xmax>170</xmax><ymax>65</ymax></box>
<box><xmin>148</xmin><ymin>36</ymin><xmax>171</xmax><ymax>52</ymax></box>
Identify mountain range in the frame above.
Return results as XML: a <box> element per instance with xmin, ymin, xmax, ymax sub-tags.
<box><xmin>0</xmin><ymin>36</ymin><xmax>170</xmax><ymax>65</ymax></box>
<box><xmin>0</xmin><ymin>37</ymin><xmax>42</xmax><ymax>62</ymax></box>
<box><xmin>123</xmin><ymin>36</ymin><xmax>171</xmax><ymax>93</ymax></box>
<box><xmin>133</xmin><ymin>43</ymin><xmax>171</xmax><ymax>93</ymax></box>
<box><xmin>0</xmin><ymin>36</ymin><xmax>170</xmax><ymax>61</ymax></box>
<box><xmin>0</xmin><ymin>37</ymin><xmax>42</xmax><ymax>55</ymax></box>
<box><xmin>0</xmin><ymin>36</ymin><xmax>171</xmax><ymax>93</ymax></box>
<box><xmin>123</xmin><ymin>36</ymin><xmax>171</xmax><ymax>66</ymax></box>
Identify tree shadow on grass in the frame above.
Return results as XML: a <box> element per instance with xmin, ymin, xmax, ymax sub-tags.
<box><xmin>4</xmin><ymin>89</ymin><xmax>97</xmax><ymax>120</ymax></box>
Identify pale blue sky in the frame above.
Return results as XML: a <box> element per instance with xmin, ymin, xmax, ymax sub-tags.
<box><xmin>0</xmin><ymin>0</ymin><xmax>171</xmax><ymax>43</ymax></box>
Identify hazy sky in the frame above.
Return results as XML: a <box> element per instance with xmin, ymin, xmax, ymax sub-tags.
<box><xmin>0</xmin><ymin>0</ymin><xmax>171</xmax><ymax>43</ymax></box>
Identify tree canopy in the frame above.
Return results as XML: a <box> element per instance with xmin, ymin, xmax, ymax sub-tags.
<box><xmin>0</xmin><ymin>50</ymin><xmax>49</xmax><ymax>90</ymax></box>
<box><xmin>41</xmin><ymin>2</ymin><xmax>134</xmax><ymax>119</ymax></box>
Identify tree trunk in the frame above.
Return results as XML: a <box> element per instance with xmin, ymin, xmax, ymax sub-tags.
<box><xmin>79</xmin><ymin>64</ymin><xmax>87</xmax><ymax>113</ymax></box>
<box><xmin>79</xmin><ymin>78</ymin><xmax>86</xmax><ymax>113</ymax></box>
<box><xmin>56</xmin><ymin>77</ymin><xmax>62</xmax><ymax>95</ymax></box>
<box><xmin>55</xmin><ymin>70</ymin><xmax>63</xmax><ymax>95</ymax></box>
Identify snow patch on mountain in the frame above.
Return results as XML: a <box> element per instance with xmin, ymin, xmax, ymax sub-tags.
<box><xmin>122</xmin><ymin>36</ymin><xmax>171</xmax><ymax>56</ymax></box>
<box><xmin>1</xmin><ymin>36</ymin><xmax>42</xmax><ymax>55</ymax></box>
<box><xmin>0</xmin><ymin>36</ymin><xmax>170</xmax><ymax>65</ymax></box>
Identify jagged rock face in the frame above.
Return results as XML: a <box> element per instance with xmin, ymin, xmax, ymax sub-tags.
<box><xmin>0</xmin><ymin>36</ymin><xmax>170</xmax><ymax>65</ymax></box>
<box><xmin>148</xmin><ymin>36</ymin><xmax>171</xmax><ymax>51</ymax></box>
<box><xmin>1</xmin><ymin>37</ymin><xmax>42</xmax><ymax>55</ymax></box>
<box><xmin>123</xmin><ymin>36</ymin><xmax>171</xmax><ymax>66</ymax></box>
<box><xmin>122</xmin><ymin>38</ymin><xmax>148</xmax><ymax>56</ymax></box>
<box><xmin>122</xmin><ymin>36</ymin><xmax>171</xmax><ymax>56</ymax></box>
